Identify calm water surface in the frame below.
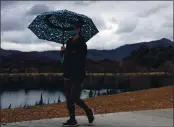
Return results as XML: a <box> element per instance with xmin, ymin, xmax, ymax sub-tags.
<box><xmin>1</xmin><ymin>89</ymin><xmax>109</xmax><ymax>109</ymax></box>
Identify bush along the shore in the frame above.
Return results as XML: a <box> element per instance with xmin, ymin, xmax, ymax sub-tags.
<box><xmin>8</xmin><ymin>104</ymin><xmax>11</xmax><ymax>109</ymax></box>
<box><xmin>57</xmin><ymin>95</ymin><xmax>61</xmax><ymax>103</ymax></box>
<box><xmin>47</xmin><ymin>98</ymin><xmax>50</xmax><ymax>104</ymax></box>
<box><xmin>39</xmin><ymin>93</ymin><xmax>44</xmax><ymax>105</ymax></box>
<box><xmin>1</xmin><ymin>74</ymin><xmax>173</xmax><ymax>93</ymax></box>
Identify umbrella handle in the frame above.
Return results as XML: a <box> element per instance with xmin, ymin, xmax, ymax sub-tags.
<box><xmin>61</xmin><ymin>55</ymin><xmax>64</xmax><ymax>64</ymax></box>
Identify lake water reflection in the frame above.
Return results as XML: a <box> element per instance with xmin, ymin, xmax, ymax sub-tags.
<box><xmin>1</xmin><ymin>89</ymin><xmax>109</xmax><ymax>109</ymax></box>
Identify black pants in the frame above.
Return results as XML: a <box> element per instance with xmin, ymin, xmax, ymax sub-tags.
<box><xmin>64</xmin><ymin>76</ymin><xmax>89</xmax><ymax>120</ymax></box>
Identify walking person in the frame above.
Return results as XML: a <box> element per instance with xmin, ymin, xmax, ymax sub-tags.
<box><xmin>61</xmin><ymin>23</ymin><xmax>95</xmax><ymax>126</ymax></box>
<box><xmin>28</xmin><ymin>10</ymin><xmax>99</xmax><ymax>126</ymax></box>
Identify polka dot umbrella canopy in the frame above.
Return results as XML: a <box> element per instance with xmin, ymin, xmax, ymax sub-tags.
<box><xmin>28</xmin><ymin>9</ymin><xmax>99</xmax><ymax>45</ymax></box>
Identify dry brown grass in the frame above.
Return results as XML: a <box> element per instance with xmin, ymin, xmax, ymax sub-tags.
<box><xmin>1</xmin><ymin>86</ymin><xmax>173</xmax><ymax>124</ymax></box>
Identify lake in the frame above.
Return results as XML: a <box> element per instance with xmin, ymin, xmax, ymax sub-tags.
<box><xmin>0</xmin><ymin>89</ymin><xmax>112</xmax><ymax>109</ymax></box>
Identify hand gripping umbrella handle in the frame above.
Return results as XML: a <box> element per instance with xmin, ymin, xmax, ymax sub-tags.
<box><xmin>61</xmin><ymin>55</ymin><xmax>64</xmax><ymax>64</ymax></box>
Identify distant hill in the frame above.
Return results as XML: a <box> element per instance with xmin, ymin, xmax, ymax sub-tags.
<box><xmin>1</xmin><ymin>38</ymin><xmax>173</xmax><ymax>61</ymax></box>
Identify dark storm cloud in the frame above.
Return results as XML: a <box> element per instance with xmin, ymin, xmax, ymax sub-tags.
<box><xmin>137</xmin><ymin>4</ymin><xmax>169</xmax><ymax>17</ymax></box>
<box><xmin>26</xmin><ymin>4</ymin><xmax>51</xmax><ymax>15</ymax></box>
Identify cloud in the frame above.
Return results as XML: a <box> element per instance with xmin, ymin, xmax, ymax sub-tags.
<box><xmin>1</xmin><ymin>41</ymin><xmax>61</xmax><ymax>52</ymax></box>
<box><xmin>1</xmin><ymin>29</ymin><xmax>55</xmax><ymax>44</ymax></box>
<box><xmin>74</xmin><ymin>1</ymin><xmax>97</xmax><ymax>6</ymax></box>
<box><xmin>26</xmin><ymin>4</ymin><xmax>51</xmax><ymax>15</ymax></box>
<box><xmin>116</xmin><ymin>18</ymin><xmax>138</xmax><ymax>34</ymax></box>
<box><xmin>2</xmin><ymin>30</ymin><xmax>33</xmax><ymax>44</ymax></box>
<box><xmin>116</xmin><ymin>15</ymin><xmax>173</xmax><ymax>44</ymax></box>
<box><xmin>162</xmin><ymin>21</ymin><xmax>173</xmax><ymax>28</ymax></box>
<box><xmin>1</xmin><ymin>1</ymin><xmax>173</xmax><ymax>51</ymax></box>
<box><xmin>1</xmin><ymin>20</ymin><xmax>25</xmax><ymax>31</ymax></box>
<box><xmin>110</xmin><ymin>18</ymin><xmax>117</xmax><ymax>23</ymax></box>
<box><xmin>137</xmin><ymin>3</ymin><xmax>170</xmax><ymax>17</ymax></box>
<box><xmin>1</xmin><ymin>2</ymin><xmax>30</xmax><ymax>32</ymax></box>
<box><xmin>91</xmin><ymin>16</ymin><xmax>106</xmax><ymax>30</ymax></box>
<box><xmin>1</xmin><ymin>1</ymin><xmax>18</xmax><ymax>9</ymax></box>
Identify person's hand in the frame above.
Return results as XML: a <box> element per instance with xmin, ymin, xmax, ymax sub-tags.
<box><xmin>61</xmin><ymin>46</ymin><xmax>65</xmax><ymax>51</ymax></box>
<box><xmin>60</xmin><ymin>46</ymin><xmax>65</xmax><ymax>57</ymax></box>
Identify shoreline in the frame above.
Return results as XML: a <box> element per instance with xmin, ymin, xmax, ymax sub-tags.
<box><xmin>1</xmin><ymin>86</ymin><xmax>173</xmax><ymax>124</ymax></box>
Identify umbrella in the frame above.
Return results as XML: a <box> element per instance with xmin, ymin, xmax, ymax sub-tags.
<box><xmin>28</xmin><ymin>9</ymin><xmax>99</xmax><ymax>45</ymax></box>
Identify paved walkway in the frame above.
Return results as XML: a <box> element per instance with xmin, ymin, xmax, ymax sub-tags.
<box><xmin>2</xmin><ymin>108</ymin><xmax>173</xmax><ymax>127</ymax></box>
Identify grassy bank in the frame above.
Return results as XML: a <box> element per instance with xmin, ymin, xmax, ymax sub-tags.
<box><xmin>1</xmin><ymin>86</ymin><xmax>173</xmax><ymax>124</ymax></box>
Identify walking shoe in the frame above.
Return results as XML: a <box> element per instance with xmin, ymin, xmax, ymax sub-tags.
<box><xmin>86</xmin><ymin>108</ymin><xmax>95</xmax><ymax>123</ymax></box>
<box><xmin>62</xmin><ymin>119</ymin><xmax>78</xmax><ymax>127</ymax></box>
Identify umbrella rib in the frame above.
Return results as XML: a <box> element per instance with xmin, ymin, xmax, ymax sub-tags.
<box><xmin>44</xmin><ymin>14</ymin><xmax>62</xmax><ymax>29</ymax></box>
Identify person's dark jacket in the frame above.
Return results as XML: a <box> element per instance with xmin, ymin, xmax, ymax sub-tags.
<box><xmin>62</xmin><ymin>36</ymin><xmax>87</xmax><ymax>79</ymax></box>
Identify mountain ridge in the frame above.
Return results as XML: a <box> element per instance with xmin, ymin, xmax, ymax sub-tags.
<box><xmin>1</xmin><ymin>38</ymin><xmax>173</xmax><ymax>61</ymax></box>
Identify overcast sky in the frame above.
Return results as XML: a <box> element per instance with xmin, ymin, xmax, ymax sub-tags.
<box><xmin>1</xmin><ymin>1</ymin><xmax>173</xmax><ymax>52</ymax></box>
